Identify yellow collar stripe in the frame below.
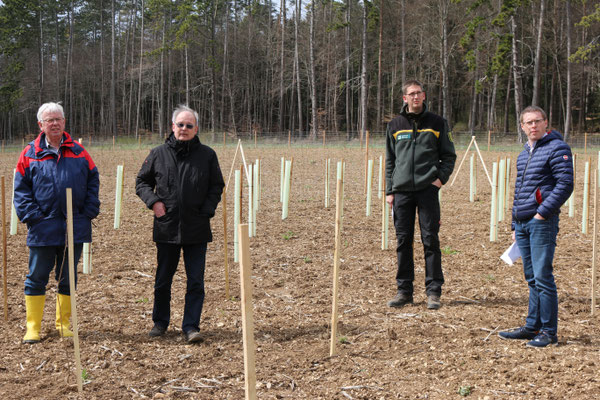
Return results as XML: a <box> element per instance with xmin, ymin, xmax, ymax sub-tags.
<box><xmin>393</xmin><ymin>129</ymin><xmax>440</xmax><ymax>140</ymax></box>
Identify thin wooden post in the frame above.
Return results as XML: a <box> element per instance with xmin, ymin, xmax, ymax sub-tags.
<box><xmin>223</xmin><ymin>131</ymin><xmax>226</xmax><ymax>148</ymax></box>
<box><xmin>2</xmin><ymin>177</ymin><xmax>7</xmax><ymax>321</ymax></box>
<box><xmin>322</xmin><ymin>129</ymin><xmax>326</xmax><ymax>148</ymax></box>
<box><xmin>585</xmin><ymin>132</ymin><xmax>588</xmax><ymax>155</ymax></box>
<box><xmin>487</xmin><ymin>130</ymin><xmax>491</xmax><ymax>151</ymax></box>
<box><xmin>254</xmin><ymin>129</ymin><xmax>257</xmax><ymax>149</ymax></box>
<box><xmin>450</xmin><ymin>136</ymin><xmax>475</xmax><ymax>186</ymax></box>
<box><xmin>330</xmin><ymin>178</ymin><xmax>343</xmax><ymax>356</ymax></box>
<box><xmin>238</xmin><ymin>224</ymin><xmax>257</xmax><ymax>400</ymax></box>
<box><xmin>473</xmin><ymin>138</ymin><xmax>492</xmax><ymax>187</ymax></box>
<box><xmin>288</xmin><ymin>130</ymin><xmax>291</xmax><ymax>149</ymax></box>
<box><xmin>138</xmin><ymin>135</ymin><xmax>141</xmax><ymax>149</ymax></box>
<box><xmin>112</xmin><ymin>135</ymin><xmax>115</xmax><ymax>151</ymax></box>
<box><xmin>223</xmin><ymin>187</ymin><xmax>229</xmax><ymax>299</ymax></box>
<box><xmin>65</xmin><ymin>188</ymin><xmax>83</xmax><ymax>394</ymax></box>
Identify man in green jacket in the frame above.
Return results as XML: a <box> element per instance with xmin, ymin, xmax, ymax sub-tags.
<box><xmin>385</xmin><ymin>80</ymin><xmax>456</xmax><ymax>310</ymax></box>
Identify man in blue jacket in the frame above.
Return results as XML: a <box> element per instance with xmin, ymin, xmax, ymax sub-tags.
<box><xmin>14</xmin><ymin>102</ymin><xmax>100</xmax><ymax>344</ymax></box>
<box><xmin>499</xmin><ymin>106</ymin><xmax>573</xmax><ymax>348</ymax></box>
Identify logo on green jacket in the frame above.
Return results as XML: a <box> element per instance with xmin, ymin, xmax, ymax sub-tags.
<box><xmin>397</xmin><ymin>133</ymin><xmax>411</xmax><ymax>140</ymax></box>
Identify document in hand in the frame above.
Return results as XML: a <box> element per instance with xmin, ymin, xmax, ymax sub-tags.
<box><xmin>500</xmin><ymin>242</ymin><xmax>521</xmax><ymax>265</ymax></box>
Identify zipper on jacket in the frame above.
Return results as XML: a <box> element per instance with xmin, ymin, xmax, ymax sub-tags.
<box><xmin>411</xmin><ymin>119</ymin><xmax>417</xmax><ymax>190</ymax></box>
<box><xmin>515</xmin><ymin>146</ymin><xmax>537</xmax><ymax>220</ymax></box>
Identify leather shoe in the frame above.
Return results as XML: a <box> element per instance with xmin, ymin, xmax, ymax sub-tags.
<box><xmin>149</xmin><ymin>324</ymin><xmax>166</xmax><ymax>337</ymax></box>
<box><xmin>184</xmin><ymin>330</ymin><xmax>203</xmax><ymax>343</ymax></box>
<box><xmin>427</xmin><ymin>295</ymin><xmax>441</xmax><ymax>310</ymax></box>
<box><xmin>387</xmin><ymin>292</ymin><xmax>413</xmax><ymax>308</ymax></box>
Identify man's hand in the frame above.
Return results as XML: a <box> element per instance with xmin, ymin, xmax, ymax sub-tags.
<box><xmin>432</xmin><ymin>178</ymin><xmax>442</xmax><ymax>188</ymax></box>
<box><xmin>533</xmin><ymin>213</ymin><xmax>545</xmax><ymax>220</ymax></box>
<box><xmin>386</xmin><ymin>194</ymin><xmax>394</xmax><ymax>207</ymax></box>
<box><xmin>152</xmin><ymin>201</ymin><xmax>166</xmax><ymax>218</ymax></box>
<box><xmin>512</xmin><ymin>231</ymin><xmax>516</xmax><ymax>242</ymax></box>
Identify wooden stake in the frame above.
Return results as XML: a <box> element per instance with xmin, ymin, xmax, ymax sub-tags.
<box><xmin>223</xmin><ymin>187</ymin><xmax>229</xmax><ymax>299</ymax></box>
<box><xmin>238</xmin><ymin>224</ymin><xmax>257</xmax><ymax>400</ymax></box>
<box><xmin>585</xmin><ymin>132</ymin><xmax>588</xmax><ymax>155</ymax></box>
<box><xmin>223</xmin><ymin>131</ymin><xmax>226</xmax><ymax>148</ymax></box>
<box><xmin>65</xmin><ymin>188</ymin><xmax>83</xmax><ymax>394</ymax></box>
<box><xmin>322</xmin><ymin>129</ymin><xmax>326</xmax><ymax>148</ymax></box>
<box><xmin>472</xmin><ymin>138</ymin><xmax>492</xmax><ymax>187</ymax></box>
<box><xmin>253</xmin><ymin>129</ymin><xmax>257</xmax><ymax>149</ymax></box>
<box><xmin>112</xmin><ymin>136</ymin><xmax>115</xmax><ymax>151</ymax></box>
<box><xmin>2</xmin><ymin>177</ymin><xmax>8</xmax><ymax>321</ymax></box>
<box><xmin>450</xmin><ymin>136</ymin><xmax>475</xmax><ymax>186</ymax></box>
<box><xmin>487</xmin><ymin>130</ymin><xmax>491</xmax><ymax>151</ymax></box>
<box><xmin>330</xmin><ymin>178</ymin><xmax>343</xmax><ymax>357</ymax></box>
<box><xmin>288</xmin><ymin>130</ymin><xmax>291</xmax><ymax>149</ymax></box>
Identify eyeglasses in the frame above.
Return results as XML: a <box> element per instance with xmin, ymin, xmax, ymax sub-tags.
<box><xmin>523</xmin><ymin>118</ymin><xmax>545</xmax><ymax>127</ymax></box>
<box><xmin>175</xmin><ymin>123</ymin><xmax>195</xmax><ymax>129</ymax></box>
<box><xmin>41</xmin><ymin>118</ymin><xmax>64</xmax><ymax>124</ymax></box>
<box><xmin>405</xmin><ymin>91</ymin><xmax>423</xmax><ymax>98</ymax></box>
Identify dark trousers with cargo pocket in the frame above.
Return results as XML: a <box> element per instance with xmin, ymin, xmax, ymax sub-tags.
<box><xmin>392</xmin><ymin>184</ymin><xmax>444</xmax><ymax>297</ymax></box>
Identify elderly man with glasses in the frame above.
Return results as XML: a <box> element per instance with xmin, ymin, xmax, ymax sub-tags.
<box><xmin>14</xmin><ymin>102</ymin><xmax>100</xmax><ymax>343</ymax></box>
<box><xmin>385</xmin><ymin>80</ymin><xmax>456</xmax><ymax>310</ymax></box>
<box><xmin>498</xmin><ymin>106</ymin><xmax>573</xmax><ymax>348</ymax></box>
<box><xmin>136</xmin><ymin>105</ymin><xmax>224</xmax><ymax>343</ymax></box>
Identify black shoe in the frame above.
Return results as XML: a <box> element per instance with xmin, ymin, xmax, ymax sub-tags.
<box><xmin>184</xmin><ymin>330</ymin><xmax>203</xmax><ymax>343</ymax></box>
<box><xmin>526</xmin><ymin>332</ymin><xmax>558</xmax><ymax>348</ymax></box>
<box><xmin>387</xmin><ymin>292</ymin><xmax>413</xmax><ymax>308</ymax></box>
<box><xmin>427</xmin><ymin>295</ymin><xmax>441</xmax><ymax>310</ymax></box>
<box><xmin>498</xmin><ymin>326</ymin><xmax>538</xmax><ymax>340</ymax></box>
<box><xmin>149</xmin><ymin>324</ymin><xmax>167</xmax><ymax>337</ymax></box>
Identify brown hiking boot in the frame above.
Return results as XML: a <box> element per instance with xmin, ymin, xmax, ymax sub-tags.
<box><xmin>427</xmin><ymin>295</ymin><xmax>441</xmax><ymax>310</ymax></box>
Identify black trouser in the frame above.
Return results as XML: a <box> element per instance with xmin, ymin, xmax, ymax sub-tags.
<box><xmin>153</xmin><ymin>242</ymin><xmax>207</xmax><ymax>333</ymax></box>
<box><xmin>392</xmin><ymin>185</ymin><xmax>443</xmax><ymax>296</ymax></box>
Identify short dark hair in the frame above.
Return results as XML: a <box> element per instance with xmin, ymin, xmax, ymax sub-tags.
<box><xmin>402</xmin><ymin>80</ymin><xmax>424</xmax><ymax>94</ymax></box>
<box><xmin>520</xmin><ymin>106</ymin><xmax>547</xmax><ymax>123</ymax></box>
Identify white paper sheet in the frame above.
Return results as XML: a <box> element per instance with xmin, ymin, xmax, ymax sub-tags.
<box><xmin>500</xmin><ymin>242</ymin><xmax>521</xmax><ymax>265</ymax></box>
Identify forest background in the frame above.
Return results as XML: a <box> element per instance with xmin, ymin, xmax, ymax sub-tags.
<box><xmin>0</xmin><ymin>0</ymin><xmax>599</xmax><ymax>144</ymax></box>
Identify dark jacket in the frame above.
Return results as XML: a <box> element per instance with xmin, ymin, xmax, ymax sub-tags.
<box><xmin>14</xmin><ymin>131</ymin><xmax>100</xmax><ymax>246</ymax></box>
<box><xmin>512</xmin><ymin>130</ymin><xmax>573</xmax><ymax>228</ymax></box>
<box><xmin>385</xmin><ymin>102</ymin><xmax>456</xmax><ymax>193</ymax></box>
<box><xmin>136</xmin><ymin>133</ymin><xmax>224</xmax><ymax>244</ymax></box>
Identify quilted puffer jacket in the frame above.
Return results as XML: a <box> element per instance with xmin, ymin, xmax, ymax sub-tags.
<box><xmin>512</xmin><ymin>130</ymin><xmax>573</xmax><ymax>228</ymax></box>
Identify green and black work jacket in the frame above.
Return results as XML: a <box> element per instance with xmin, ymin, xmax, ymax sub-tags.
<box><xmin>385</xmin><ymin>103</ymin><xmax>456</xmax><ymax>194</ymax></box>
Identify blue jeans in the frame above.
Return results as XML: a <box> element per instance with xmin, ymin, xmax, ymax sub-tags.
<box><xmin>153</xmin><ymin>242</ymin><xmax>207</xmax><ymax>333</ymax></box>
<box><xmin>515</xmin><ymin>215</ymin><xmax>559</xmax><ymax>336</ymax></box>
<box><xmin>25</xmin><ymin>245</ymin><xmax>83</xmax><ymax>296</ymax></box>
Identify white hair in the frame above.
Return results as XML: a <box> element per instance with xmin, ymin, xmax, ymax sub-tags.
<box><xmin>172</xmin><ymin>105</ymin><xmax>199</xmax><ymax>126</ymax></box>
<box><xmin>37</xmin><ymin>102</ymin><xmax>64</xmax><ymax>122</ymax></box>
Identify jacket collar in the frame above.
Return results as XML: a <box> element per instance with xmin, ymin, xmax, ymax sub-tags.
<box><xmin>33</xmin><ymin>131</ymin><xmax>77</xmax><ymax>157</ymax></box>
<box><xmin>400</xmin><ymin>101</ymin><xmax>428</xmax><ymax>120</ymax></box>
<box><xmin>524</xmin><ymin>130</ymin><xmax>563</xmax><ymax>152</ymax></box>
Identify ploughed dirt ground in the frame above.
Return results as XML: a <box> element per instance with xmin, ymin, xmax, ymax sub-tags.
<box><xmin>0</xmin><ymin>143</ymin><xmax>599</xmax><ymax>400</ymax></box>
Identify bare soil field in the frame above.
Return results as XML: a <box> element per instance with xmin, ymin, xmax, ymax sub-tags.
<box><xmin>0</xmin><ymin>144</ymin><xmax>599</xmax><ymax>399</ymax></box>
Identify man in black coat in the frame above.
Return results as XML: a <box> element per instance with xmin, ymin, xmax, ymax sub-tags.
<box><xmin>136</xmin><ymin>105</ymin><xmax>224</xmax><ymax>343</ymax></box>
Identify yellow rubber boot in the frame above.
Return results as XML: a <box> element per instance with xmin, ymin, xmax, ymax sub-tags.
<box><xmin>56</xmin><ymin>294</ymin><xmax>73</xmax><ymax>338</ymax></box>
<box><xmin>23</xmin><ymin>295</ymin><xmax>46</xmax><ymax>344</ymax></box>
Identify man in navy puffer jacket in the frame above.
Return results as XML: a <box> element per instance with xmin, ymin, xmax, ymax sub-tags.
<box><xmin>498</xmin><ymin>106</ymin><xmax>573</xmax><ymax>348</ymax></box>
